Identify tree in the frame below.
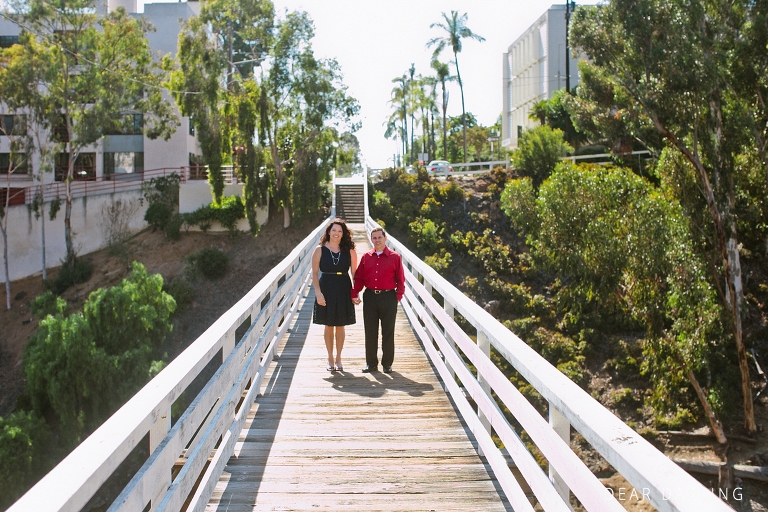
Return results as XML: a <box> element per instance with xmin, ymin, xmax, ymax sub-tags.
<box><xmin>431</xmin><ymin>59</ymin><xmax>454</xmax><ymax>160</ymax></box>
<box><xmin>388</xmin><ymin>73</ymin><xmax>409</xmax><ymax>162</ymax></box>
<box><xmin>506</xmin><ymin>163</ymin><xmax>728</xmax><ymax>442</ymax></box>
<box><xmin>24</xmin><ymin>262</ymin><xmax>175</xmax><ymax>441</ymax></box>
<box><xmin>571</xmin><ymin>0</ymin><xmax>761</xmax><ymax>432</ymax></box>
<box><xmin>428</xmin><ymin>11</ymin><xmax>485</xmax><ymax>163</ymax></box>
<box><xmin>512</xmin><ymin>125</ymin><xmax>573</xmax><ymax>187</ymax></box>
<box><xmin>7</xmin><ymin>0</ymin><xmax>178</xmax><ymax>269</ymax></box>
<box><xmin>0</xmin><ymin>111</ymin><xmax>30</xmax><ymax>310</ymax></box>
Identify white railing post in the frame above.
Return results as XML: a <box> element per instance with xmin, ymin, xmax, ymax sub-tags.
<box><xmin>549</xmin><ymin>406</ymin><xmax>572</xmax><ymax>506</ymax></box>
<box><xmin>148</xmin><ymin>408</ymin><xmax>171</xmax><ymax>511</ymax></box>
<box><xmin>477</xmin><ymin>329</ymin><xmax>491</xmax><ymax>456</ymax></box>
<box><xmin>443</xmin><ymin>302</ymin><xmax>456</xmax><ymax>382</ymax></box>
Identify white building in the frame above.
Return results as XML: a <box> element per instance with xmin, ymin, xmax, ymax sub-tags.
<box><xmin>501</xmin><ymin>4</ymin><xmax>582</xmax><ymax>149</ymax></box>
<box><xmin>0</xmin><ymin>0</ymin><xmax>202</xmax><ymax>194</ymax></box>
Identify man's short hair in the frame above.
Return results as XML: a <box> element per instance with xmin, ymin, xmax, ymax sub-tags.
<box><xmin>370</xmin><ymin>227</ymin><xmax>386</xmax><ymax>237</ymax></box>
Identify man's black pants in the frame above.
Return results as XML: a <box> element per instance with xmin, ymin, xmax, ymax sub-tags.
<box><xmin>363</xmin><ymin>289</ymin><xmax>397</xmax><ymax>368</ymax></box>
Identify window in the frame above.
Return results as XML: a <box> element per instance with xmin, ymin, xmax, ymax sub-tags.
<box><xmin>56</xmin><ymin>152</ymin><xmax>95</xmax><ymax>181</ymax></box>
<box><xmin>0</xmin><ymin>153</ymin><xmax>28</xmax><ymax>175</ymax></box>
<box><xmin>1</xmin><ymin>115</ymin><xmax>27</xmax><ymax>136</ymax></box>
<box><xmin>104</xmin><ymin>152</ymin><xmax>144</xmax><ymax>179</ymax></box>
<box><xmin>106</xmin><ymin>113</ymin><xmax>143</xmax><ymax>135</ymax></box>
<box><xmin>188</xmin><ymin>116</ymin><xmax>195</xmax><ymax>136</ymax></box>
<box><xmin>0</xmin><ymin>35</ymin><xmax>19</xmax><ymax>49</ymax></box>
<box><xmin>189</xmin><ymin>153</ymin><xmax>206</xmax><ymax>180</ymax></box>
<box><xmin>52</xmin><ymin>115</ymin><xmax>69</xmax><ymax>143</ymax></box>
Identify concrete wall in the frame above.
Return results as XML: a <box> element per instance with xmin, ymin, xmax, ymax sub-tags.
<box><xmin>0</xmin><ymin>190</ymin><xmax>147</xmax><ymax>283</ymax></box>
<box><xmin>179</xmin><ymin>182</ymin><xmax>269</xmax><ymax>232</ymax></box>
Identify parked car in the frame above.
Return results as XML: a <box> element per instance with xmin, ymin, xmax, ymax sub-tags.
<box><xmin>427</xmin><ymin>160</ymin><xmax>453</xmax><ymax>174</ymax></box>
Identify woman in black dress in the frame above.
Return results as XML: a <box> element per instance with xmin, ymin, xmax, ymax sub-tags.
<box><xmin>312</xmin><ymin>218</ymin><xmax>357</xmax><ymax>371</ymax></box>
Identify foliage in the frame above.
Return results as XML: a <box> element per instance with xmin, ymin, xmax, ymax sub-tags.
<box><xmin>512</xmin><ymin>125</ymin><xmax>573</xmax><ymax>187</ymax></box>
<box><xmin>185</xmin><ymin>247</ymin><xmax>229</xmax><ymax>280</ymax></box>
<box><xmin>571</xmin><ymin>0</ymin><xmax>768</xmax><ymax>431</ymax></box>
<box><xmin>163</xmin><ymin>278</ymin><xmax>195</xmax><ymax>311</ymax></box>
<box><xmin>424</xmin><ymin>250</ymin><xmax>452</xmax><ymax>272</ymax></box>
<box><xmin>30</xmin><ymin>291</ymin><xmax>67</xmax><ymax>318</ymax></box>
<box><xmin>182</xmin><ymin>195</ymin><xmax>245</xmax><ymax>235</ymax></box>
<box><xmin>142</xmin><ymin>173</ymin><xmax>181</xmax><ymax>237</ymax></box>
<box><xmin>0</xmin><ymin>412</ymin><xmax>51</xmax><ymax>510</ymax></box>
<box><xmin>499</xmin><ymin>178</ymin><xmax>538</xmax><ymax>237</ymax></box>
<box><xmin>45</xmin><ymin>257</ymin><xmax>94</xmax><ymax>295</ymax></box>
<box><xmin>4</xmin><ymin>0</ymin><xmax>178</xmax><ymax>265</ymax></box>
<box><xmin>409</xmin><ymin>217</ymin><xmax>443</xmax><ymax>254</ymax></box>
<box><xmin>24</xmin><ymin>262</ymin><xmax>175</xmax><ymax>442</ymax></box>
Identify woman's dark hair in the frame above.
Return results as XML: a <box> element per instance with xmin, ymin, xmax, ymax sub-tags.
<box><xmin>320</xmin><ymin>218</ymin><xmax>356</xmax><ymax>251</ymax></box>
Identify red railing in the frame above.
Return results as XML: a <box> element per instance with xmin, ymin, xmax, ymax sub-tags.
<box><xmin>0</xmin><ymin>166</ymin><xmax>212</xmax><ymax>207</ymax></box>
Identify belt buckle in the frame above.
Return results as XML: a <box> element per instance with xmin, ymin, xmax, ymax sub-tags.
<box><xmin>374</xmin><ymin>289</ymin><xmax>382</xmax><ymax>294</ymax></box>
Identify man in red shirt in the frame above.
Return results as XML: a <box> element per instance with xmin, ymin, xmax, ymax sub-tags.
<box><xmin>351</xmin><ymin>227</ymin><xmax>405</xmax><ymax>373</ymax></box>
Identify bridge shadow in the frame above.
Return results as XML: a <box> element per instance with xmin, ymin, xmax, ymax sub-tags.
<box><xmin>325</xmin><ymin>371</ymin><xmax>434</xmax><ymax>398</ymax></box>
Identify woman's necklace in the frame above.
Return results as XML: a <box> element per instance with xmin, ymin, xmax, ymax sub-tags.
<box><xmin>328</xmin><ymin>245</ymin><xmax>341</xmax><ymax>265</ymax></box>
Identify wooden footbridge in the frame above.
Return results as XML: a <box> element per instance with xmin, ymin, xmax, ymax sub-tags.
<box><xmin>10</xmin><ymin>177</ymin><xmax>732</xmax><ymax>512</ymax></box>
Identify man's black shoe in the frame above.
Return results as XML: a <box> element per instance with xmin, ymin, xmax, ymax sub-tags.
<box><xmin>383</xmin><ymin>366</ymin><xmax>392</xmax><ymax>374</ymax></box>
<box><xmin>362</xmin><ymin>365</ymin><xmax>377</xmax><ymax>373</ymax></box>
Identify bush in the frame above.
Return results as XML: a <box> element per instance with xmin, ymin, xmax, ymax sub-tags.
<box><xmin>182</xmin><ymin>196</ymin><xmax>245</xmax><ymax>235</ymax></box>
<box><xmin>30</xmin><ymin>291</ymin><xmax>67</xmax><ymax>318</ymax></box>
<box><xmin>409</xmin><ymin>217</ymin><xmax>443</xmax><ymax>254</ymax></box>
<box><xmin>512</xmin><ymin>125</ymin><xmax>573</xmax><ymax>186</ymax></box>
<box><xmin>25</xmin><ymin>262</ymin><xmax>175</xmax><ymax>441</ymax></box>
<box><xmin>0</xmin><ymin>412</ymin><xmax>51</xmax><ymax>510</ymax></box>
<box><xmin>424</xmin><ymin>250</ymin><xmax>452</xmax><ymax>272</ymax></box>
<box><xmin>186</xmin><ymin>247</ymin><xmax>228</xmax><ymax>280</ymax></box>
<box><xmin>500</xmin><ymin>178</ymin><xmax>539</xmax><ymax>236</ymax></box>
<box><xmin>46</xmin><ymin>257</ymin><xmax>94</xmax><ymax>295</ymax></box>
<box><xmin>163</xmin><ymin>278</ymin><xmax>195</xmax><ymax>311</ymax></box>
<box><xmin>144</xmin><ymin>202</ymin><xmax>173</xmax><ymax>231</ymax></box>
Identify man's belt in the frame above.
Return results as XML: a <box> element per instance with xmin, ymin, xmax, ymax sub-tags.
<box><xmin>371</xmin><ymin>289</ymin><xmax>395</xmax><ymax>294</ymax></box>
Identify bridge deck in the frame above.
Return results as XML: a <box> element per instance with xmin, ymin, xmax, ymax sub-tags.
<box><xmin>206</xmin><ymin>228</ymin><xmax>510</xmax><ymax>511</ymax></box>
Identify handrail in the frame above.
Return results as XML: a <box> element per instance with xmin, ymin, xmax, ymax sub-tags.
<box><xmin>8</xmin><ymin>215</ymin><xmax>330</xmax><ymax>512</ymax></box>
<box><xmin>0</xmin><ymin>165</ymin><xmax>219</xmax><ymax>207</ymax></box>
<box><xmin>365</xmin><ymin>216</ymin><xmax>732</xmax><ymax>512</ymax></box>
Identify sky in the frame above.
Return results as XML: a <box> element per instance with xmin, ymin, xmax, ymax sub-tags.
<box><xmin>137</xmin><ymin>0</ymin><xmax>601</xmax><ymax>169</ymax></box>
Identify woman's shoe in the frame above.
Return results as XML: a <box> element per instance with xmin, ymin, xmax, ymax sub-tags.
<box><xmin>335</xmin><ymin>365</ymin><xmax>343</xmax><ymax>371</ymax></box>
<box><xmin>326</xmin><ymin>365</ymin><xmax>334</xmax><ymax>371</ymax></box>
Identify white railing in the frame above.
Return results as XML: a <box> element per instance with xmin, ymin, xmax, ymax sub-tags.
<box><xmin>366</xmin><ymin>216</ymin><xmax>732</xmax><ymax>512</ymax></box>
<box><xmin>9</xmin><ymin>216</ymin><xmax>330</xmax><ymax>512</ymax></box>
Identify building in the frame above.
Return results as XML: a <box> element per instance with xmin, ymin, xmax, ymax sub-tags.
<box><xmin>0</xmin><ymin>0</ymin><xmax>202</xmax><ymax>192</ymax></box>
<box><xmin>501</xmin><ymin>4</ymin><xmax>582</xmax><ymax>149</ymax></box>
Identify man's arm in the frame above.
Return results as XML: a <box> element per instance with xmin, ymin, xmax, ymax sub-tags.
<box><xmin>351</xmin><ymin>253</ymin><xmax>367</xmax><ymax>299</ymax></box>
<box><xmin>394</xmin><ymin>253</ymin><xmax>406</xmax><ymax>302</ymax></box>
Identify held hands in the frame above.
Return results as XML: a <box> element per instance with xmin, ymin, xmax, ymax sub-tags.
<box><xmin>352</xmin><ymin>297</ymin><xmax>361</xmax><ymax>305</ymax></box>
<box><xmin>316</xmin><ymin>291</ymin><xmax>326</xmax><ymax>306</ymax></box>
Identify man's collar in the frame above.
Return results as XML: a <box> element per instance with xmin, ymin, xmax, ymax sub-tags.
<box><xmin>369</xmin><ymin>246</ymin><xmax>391</xmax><ymax>256</ymax></box>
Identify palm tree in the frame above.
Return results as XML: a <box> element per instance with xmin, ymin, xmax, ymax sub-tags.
<box><xmin>427</xmin><ymin>11</ymin><xmax>485</xmax><ymax>163</ymax></box>
<box><xmin>408</xmin><ymin>64</ymin><xmax>416</xmax><ymax>164</ymax></box>
<box><xmin>431</xmin><ymin>59</ymin><xmax>454</xmax><ymax>160</ymax></box>
<box><xmin>390</xmin><ymin>74</ymin><xmax>408</xmax><ymax>160</ymax></box>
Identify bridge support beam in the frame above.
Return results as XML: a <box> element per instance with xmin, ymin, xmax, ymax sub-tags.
<box><xmin>549</xmin><ymin>406</ymin><xmax>572</xmax><ymax>507</ymax></box>
<box><xmin>477</xmin><ymin>330</ymin><xmax>492</xmax><ymax>456</ymax></box>
<box><xmin>443</xmin><ymin>302</ymin><xmax>456</xmax><ymax>383</ymax></box>
<box><xmin>149</xmin><ymin>407</ymin><xmax>171</xmax><ymax>512</ymax></box>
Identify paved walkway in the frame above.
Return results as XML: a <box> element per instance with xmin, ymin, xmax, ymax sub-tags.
<box><xmin>206</xmin><ymin>227</ymin><xmax>510</xmax><ymax>511</ymax></box>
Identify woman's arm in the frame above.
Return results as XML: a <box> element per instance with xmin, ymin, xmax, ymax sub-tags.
<box><xmin>312</xmin><ymin>246</ymin><xmax>325</xmax><ymax>306</ymax></box>
<box><xmin>350</xmin><ymin>249</ymin><xmax>358</xmax><ymax>278</ymax></box>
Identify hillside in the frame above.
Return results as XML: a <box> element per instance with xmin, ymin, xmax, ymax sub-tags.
<box><xmin>0</xmin><ymin>212</ymin><xmax>322</xmax><ymax>418</ymax></box>
<box><xmin>371</xmin><ymin>168</ymin><xmax>768</xmax><ymax>510</ymax></box>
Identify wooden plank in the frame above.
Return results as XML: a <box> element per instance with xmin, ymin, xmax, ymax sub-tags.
<box><xmin>206</xmin><ymin>227</ymin><xmax>510</xmax><ymax>511</ymax></box>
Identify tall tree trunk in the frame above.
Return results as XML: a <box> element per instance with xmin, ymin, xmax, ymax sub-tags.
<box><xmin>687</xmin><ymin>370</ymin><xmax>727</xmax><ymax>444</ymax></box>
<box><xmin>651</xmin><ymin>115</ymin><xmax>756</xmax><ymax>433</ymax></box>
<box><xmin>2</xmin><ymin>174</ymin><xmax>10</xmax><ymax>310</ymax></box>
<box><xmin>441</xmin><ymin>81</ymin><xmax>448</xmax><ymax>160</ymax></box>
<box><xmin>454</xmin><ymin>52</ymin><xmax>467</xmax><ymax>163</ymax></box>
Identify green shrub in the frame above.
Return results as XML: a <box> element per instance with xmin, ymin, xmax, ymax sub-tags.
<box><xmin>424</xmin><ymin>250</ymin><xmax>452</xmax><ymax>272</ymax></box>
<box><xmin>409</xmin><ymin>217</ymin><xmax>443</xmax><ymax>254</ymax></box>
<box><xmin>30</xmin><ymin>291</ymin><xmax>67</xmax><ymax>318</ymax></box>
<box><xmin>165</xmin><ymin>213</ymin><xmax>183</xmax><ymax>240</ymax></box>
<box><xmin>512</xmin><ymin>125</ymin><xmax>573</xmax><ymax>186</ymax></box>
<box><xmin>370</xmin><ymin>190</ymin><xmax>396</xmax><ymax>227</ymax></box>
<box><xmin>654</xmin><ymin>408</ymin><xmax>697</xmax><ymax>430</ymax></box>
<box><xmin>144</xmin><ymin>201</ymin><xmax>173</xmax><ymax>231</ymax></box>
<box><xmin>163</xmin><ymin>278</ymin><xmax>195</xmax><ymax>311</ymax></box>
<box><xmin>183</xmin><ymin>196</ymin><xmax>245</xmax><ymax>235</ymax></box>
<box><xmin>419</xmin><ymin>197</ymin><xmax>442</xmax><ymax>221</ymax></box>
<box><xmin>46</xmin><ymin>257</ymin><xmax>94</xmax><ymax>295</ymax></box>
<box><xmin>0</xmin><ymin>412</ymin><xmax>51</xmax><ymax>510</ymax></box>
<box><xmin>25</xmin><ymin>262</ymin><xmax>175</xmax><ymax>441</ymax></box>
<box><xmin>186</xmin><ymin>247</ymin><xmax>228</xmax><ymax>280</ymax></box>
<box><xmin>500</xmin><ymin>178</ymin><xmax>539</xmax><ymax>236</ymax></box>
